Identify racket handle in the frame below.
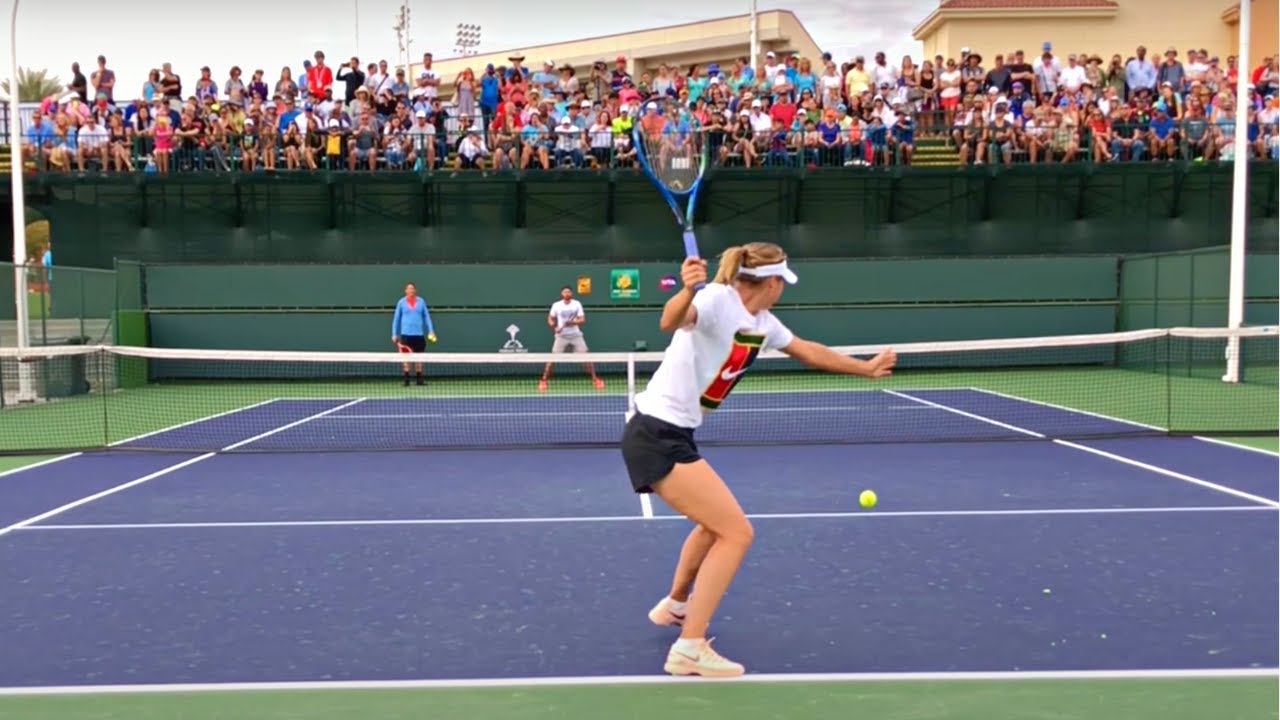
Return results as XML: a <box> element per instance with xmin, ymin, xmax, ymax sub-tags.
<box><xmin>682</xmin><ymin>231</ymin><xmax>706</xmax><ymax>291</ymax></box>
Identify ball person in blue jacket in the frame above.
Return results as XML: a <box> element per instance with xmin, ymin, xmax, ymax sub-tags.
<box><xmin>391</xmin><ymin>282</ymin><xmax>437</xmax><ymax>386</ymax></box>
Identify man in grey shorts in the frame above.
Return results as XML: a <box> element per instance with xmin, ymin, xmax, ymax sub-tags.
<box><xmin>540</xmin><ymin>285</ymin><xmax>606</xmax><ymax>392</ymax></box>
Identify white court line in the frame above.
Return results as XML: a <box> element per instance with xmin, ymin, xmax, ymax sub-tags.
<box><xmin>0</xmin><ymin>667</ymin><xmax>1273</xmax><ymax>696</ymax></box>
<box><xmin>19</xmin><ymin>505</ymin><xmax>1274</xmax><ymax>532</ymax></box>
<box><xmin>323</xmin><ymin>405</ymin><xmax>932</xmax><ymax>420</ymax></box>
<box><xmin>0</xmin><ymin>453</ymin><xmax>82</xmax><ymax>479</ymax></box>
<box><xmin>0</xmin><ymin>399</ymin><xmax>367</xmax><ymax>538</ymax></box>
<box><xmin>967</xmin><ymin>387</ymin><xmax>1280</xmax><ymax>458</ymax></box>
<box><xmin>964</xmin><ymin>387</ymin><xmax>1165</xmax><ymax>432</ymax></box>
<box><xmin>883</xmin><ymin>390</ymin><xmax>1044</xmax><ymax>438</ymax></box>
<box><xmin>107</xmin><ymin>398</ymin><xmax>283</xmax><ymax>447</ymax></box>
<box><xmin>1056</xmin><ymin>441</ymin><xmax>1280</xmax><ymax>509</ymax></box>
<box><xmin>0</xmin><ymin>399</ymin><xmax>284</xmax><ymax>480</ymax></box>
<box><xmin>1193</xmin><ymin>435</ymin><xmax>1280</xmax><ymax>457</ymax></box>
<box><xmin>885</xmin><ymin>390</ymin><xmax>1280</xmax><ymax>509</ymax></box>
<box><xmin>270</xmin><ymin>386</ymin><xmax>962</xmax><ymax>402</ymax></box>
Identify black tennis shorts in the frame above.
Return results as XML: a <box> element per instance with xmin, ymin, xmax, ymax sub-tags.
<box><xmin>620</xmin><ymin>412</ymin><xmax>702</xmax><ymax>494</ymax></box>
<box><xmin>400</xmin><ymin>335</ymin><xmax>427</xmax><ymax>353</ymax></box>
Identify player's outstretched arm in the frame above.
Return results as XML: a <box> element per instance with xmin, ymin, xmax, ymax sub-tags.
<box><xmin>781</xmin><ymin>338</ymin><xmax>896</xmax><ymax>378</ymax></box>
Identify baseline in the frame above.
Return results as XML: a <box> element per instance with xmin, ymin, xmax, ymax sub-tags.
<box><xmin>0</xmin><ymin>667</ymin><xmax>1274</xmax><ymax>696</ymax></box>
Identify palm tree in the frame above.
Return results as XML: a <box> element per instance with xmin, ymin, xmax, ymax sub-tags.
<box><xmin>0</xmin><ymin>67</ymin><xmax>65</xmax><ymax>102</ymax></box>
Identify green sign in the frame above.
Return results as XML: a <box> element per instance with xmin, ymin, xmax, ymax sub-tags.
<box><xmin>610</xmin><ymin>268</ymin><xmax>640</xmax><ymax>301</ymax></box>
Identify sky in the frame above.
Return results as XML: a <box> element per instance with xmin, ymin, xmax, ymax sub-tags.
<box><xmin>0</xmin><ymin>0</ymin><xmax>934</xmax><ymax>97</ymax></box>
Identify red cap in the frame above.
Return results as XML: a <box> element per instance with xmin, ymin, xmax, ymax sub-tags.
<box><xmin>616</xmin><ymin>55</ymin><xmax>627</xmax><ymax>63</ymax></box>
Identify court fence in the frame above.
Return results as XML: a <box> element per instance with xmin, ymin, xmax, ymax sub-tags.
<box><xmin>0</xmin><ymin>325</ymin><xmax>1273</xmax><ymax>455</ymax></box>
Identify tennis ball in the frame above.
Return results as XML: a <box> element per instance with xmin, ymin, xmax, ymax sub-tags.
<box><xmin>859</xmin><ymin>490</ymin><xmax>877</xmax><ymax>509</ymax></box>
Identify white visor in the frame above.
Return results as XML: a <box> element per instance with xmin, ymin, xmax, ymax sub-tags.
<box><xmin>738</xmin><ymin>261</ymin><xmax>798</xmax><ymax>285</ymax></box>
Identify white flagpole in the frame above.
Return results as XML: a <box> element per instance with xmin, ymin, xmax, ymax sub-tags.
<box><xmin>1223</xmin><ymin>0</ymin><xmax>1250</xmax><ymax>383</ymax></box>
<box><xmin>9</xmin><ymin>0</ymin><xmax>36</xmax><ymax>401</ymax></box>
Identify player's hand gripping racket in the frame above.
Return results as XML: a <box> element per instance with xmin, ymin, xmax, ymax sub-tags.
<box><xmin>633</xmin><ymin>117</ymin><xmax>709</xmax><ymax>289</ymax></box>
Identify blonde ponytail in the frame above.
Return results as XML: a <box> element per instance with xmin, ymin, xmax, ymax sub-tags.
<box><xmin>713</xmin><ymin>246</ymin><xmax>749</xmax><ymax>284</ymax></box>
<box><xmin>712</xmin><ymin>242</ymin><xmax>788</xmax><ymax>285</ymax></box>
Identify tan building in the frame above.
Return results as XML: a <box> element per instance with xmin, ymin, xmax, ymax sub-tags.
<box><xmin>409</xmin><ymin>11</ymin><xmax>823</xmax><ymax>101</ymax></box>
<box><xmin>913</xmin><ymin>0</ymin><xmax>1277</xmax><ymax>68</ymax></box>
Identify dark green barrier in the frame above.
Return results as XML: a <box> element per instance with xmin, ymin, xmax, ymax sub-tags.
<box><xmin>147</xmin><ymin>304</ymin><xmax>1117</xmax><ymax>354</ymax></box>
<box><xmin>11</xmin><ymin>163</ymin><xmax>1277</xmax><ymax>268</ymax></box>
<box><xmin>141</xmin><ymin>257</ymin><xmax>1118</xmax><ymax>309</ymax></box>
<box><xmin>0</xmin><ymin>263</ymin><xmax>115</xmax><ymax>345</ymax></box>
<box><xmin>1118</xmin><ymin>248</ymin><xmax>1279</xmax><ymax>329</ymax></box>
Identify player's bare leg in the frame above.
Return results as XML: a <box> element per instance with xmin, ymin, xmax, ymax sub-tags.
<box><xmin>649</xmin><ymin>524</ymin><xmax>713</xmax><ymax>627</ymax></box>
<box><xmin>539</xmin><ymin>362</ymin><xmax>553</xmax><ymax>392</ymax></box>
<box><xmin>585</xmin><ymin>361</ymin><xmax>605</xmax><ymax>391</ymax></box>
<box><xmin>650</xmin><ymin>460</ymin><xmax>751</xmax><ymax>677</ymax></box>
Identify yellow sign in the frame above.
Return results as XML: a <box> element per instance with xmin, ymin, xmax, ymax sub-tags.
<box><xmin>576</xmin><ymin>276</ymin><xmax>592</xmax><ymax>296</ymax></box>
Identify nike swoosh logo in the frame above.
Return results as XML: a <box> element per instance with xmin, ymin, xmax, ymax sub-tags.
<box><xmin>720</xmin><ymin>368</ymin><xmax>747</xmax><ymax>381</ymax></box>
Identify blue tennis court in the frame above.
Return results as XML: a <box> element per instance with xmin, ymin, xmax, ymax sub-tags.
<box><xmin>0</xmin><ymin>386</ymin><xmax>1275</xmax><ymax>691</ymax></box>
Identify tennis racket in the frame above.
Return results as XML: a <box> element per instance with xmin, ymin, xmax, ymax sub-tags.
<box><xmin>633</xmin><ymin>106</ymin><xmax>710</xmax><ymax>289</ymax></box>
<box><xmin>396</xmin><ymin>341</ymin><xmax>413</xmax><ymax>354</ymax></box>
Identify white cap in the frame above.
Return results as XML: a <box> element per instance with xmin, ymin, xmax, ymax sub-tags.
<box><xmin>766</xmin><ymin>51</ymin><xmax>776</xmax><ymax>58</ymax></box>
<box><xmin>738</xmin><ymin>260</ymin><xmax>798</xmax><ymax>285</ymax></box>
<box><xmin>415</xmin><ymin>109</ymin><xmax>427</xmax><ymax>118</ymax></box>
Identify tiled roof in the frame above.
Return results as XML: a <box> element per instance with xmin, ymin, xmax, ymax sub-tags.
<box><xmin>939</xmin><ymin>0</ymin><xmax>1117</xmax><ymax>8</ymax></box>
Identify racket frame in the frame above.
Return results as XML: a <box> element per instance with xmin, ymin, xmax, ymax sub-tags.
<box><xmin>633</xmin><ymin>123</ymin><xmax>710</xmax><ymax>288</ymax></box>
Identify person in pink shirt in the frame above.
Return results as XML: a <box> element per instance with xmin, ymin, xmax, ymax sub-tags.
<box><xmin>153</xmin><ymin>116</ymin><xmax>174</xmax><ymax>176</ymax></box>
<box><xmin>618</xmin><ymin>77</ymin><xmax>642</xmax><ymax>106</ymax></box>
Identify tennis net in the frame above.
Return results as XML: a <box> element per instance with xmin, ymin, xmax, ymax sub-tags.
<box><xmin>0</xmin><ymin>326</ymin><xmax>1274</xmax><ymax>454</ymax></box>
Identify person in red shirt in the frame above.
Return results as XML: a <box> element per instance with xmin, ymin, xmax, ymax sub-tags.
<box><xmin>770</xmin><ymin>92</ymin><xmax>798</xmax><ymax>128</ymax></box>
<box><xmin>307</xmin><ymin>51</ymin><xmax>333</xmax><ymax>99</ymax></box>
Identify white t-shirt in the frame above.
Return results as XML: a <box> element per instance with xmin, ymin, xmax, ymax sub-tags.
<box><xmin>420</xmin><ymin>69</ymin><xmax>439</xmax><ymax>99</ymax></box>
<box><xmin>634</xmin><ymin>283</ymin><xmax>794</xmax><ymax>429</ymax></box>
<box><xmin>549</xmin><ymin>299</ymin><xmax>585</xmax><ymax>337</ymax></box>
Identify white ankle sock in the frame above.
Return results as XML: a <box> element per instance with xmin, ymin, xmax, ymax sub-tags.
<box><xmin>673</xmin><ymin>637</ymin><xmax>703</xmax><ymax>655</ymax></box>
<box><xmin>667</xmin><ymin>598</ymin><xmax>687</xmax><ymax>614</ymax></box>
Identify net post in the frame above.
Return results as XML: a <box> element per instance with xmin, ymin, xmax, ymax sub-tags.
<box><xmin>625</xmin><ymin>352</ymin><xmax>636</xmax><ymax>421</ymax></box>
<box><xmin>1223</xmin><ymin>0</ymin><xmax>1250</xmax><ymax>384</ymax></box>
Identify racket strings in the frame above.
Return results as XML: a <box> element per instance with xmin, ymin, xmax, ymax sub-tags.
<box><xmin>638</xmin><ymin>128</ymin><xmax>704</xmax><ymax>193</ymax></box>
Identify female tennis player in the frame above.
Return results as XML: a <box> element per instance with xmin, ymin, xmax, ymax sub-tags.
<box><xmin>391</xmin><ymin>282</ymin><xmax>437</xmax><ymax>386</ymax></box>
<box><xmin>621</xmin><ymin>242</ymin><xmax>897</xmax><ymax>677</ymax></box>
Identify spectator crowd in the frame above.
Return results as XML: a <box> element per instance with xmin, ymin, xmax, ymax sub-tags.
<box><xmin>17</xmin><ymin>42</ymin><xmax>1280</xmax><ymax>174</ymax></box>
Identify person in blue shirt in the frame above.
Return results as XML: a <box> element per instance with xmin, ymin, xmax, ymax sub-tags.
<box><xmin>391</xmin><ymin>282</ymin><xmax>437</xmax><ymax>386</ymax></box>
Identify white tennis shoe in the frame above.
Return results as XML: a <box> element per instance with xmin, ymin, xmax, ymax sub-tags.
<box><xmin>647</xmin><ymin>597</ymin><xmax>687</xmax><ymax>627</ymax></box>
